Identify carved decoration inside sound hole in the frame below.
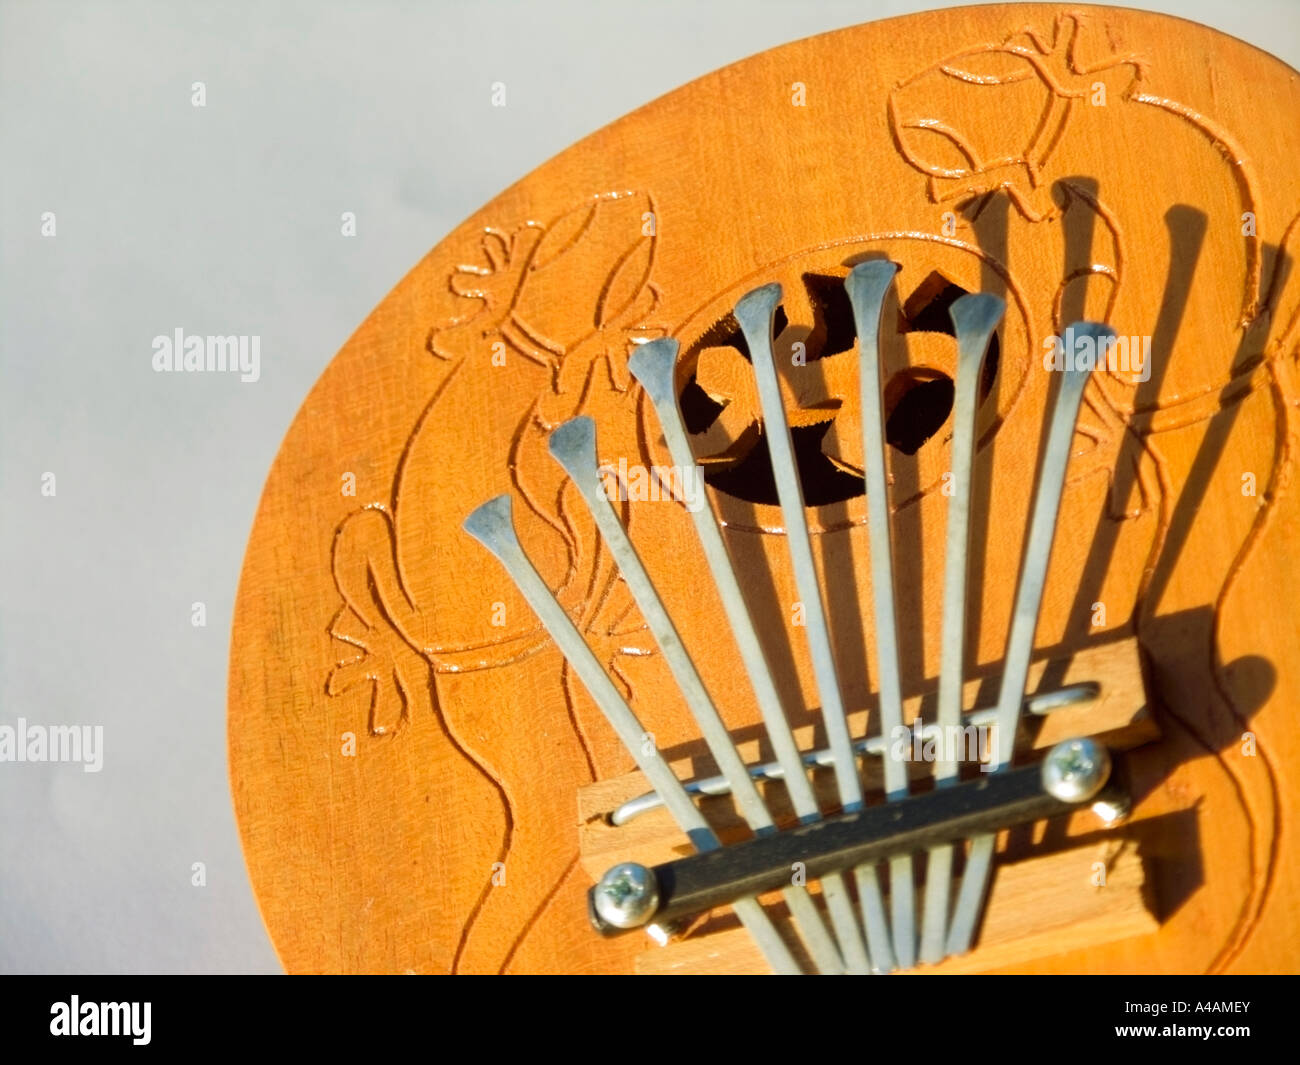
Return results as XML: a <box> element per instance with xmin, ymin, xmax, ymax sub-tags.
<box><xmin>680</xmin><ymin>269</ymin><xmax>999</xmax><ymax>505</ymax></box>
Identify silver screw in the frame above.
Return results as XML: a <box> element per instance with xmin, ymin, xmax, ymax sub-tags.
<box><xmin>594</xmin><ymin>862</ymin><xmax>659</xmax><ymax>929</ymax></box>
<box><xmin>1041</xmin><ymin>737</ymin><xmax>1112</xmax><ymax>803</ymax></box>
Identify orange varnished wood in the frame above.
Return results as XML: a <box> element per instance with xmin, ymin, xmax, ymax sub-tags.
<box><xmin>229</xmin><ymin>5</ymin><xmax>1300</xmax><ymax>973</ymax></box>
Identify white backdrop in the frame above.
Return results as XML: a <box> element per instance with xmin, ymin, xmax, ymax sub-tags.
<box><xmin>2</xmin><ymin>0</ymin><xmax>1297</xmax><ymax>974</ymax></box>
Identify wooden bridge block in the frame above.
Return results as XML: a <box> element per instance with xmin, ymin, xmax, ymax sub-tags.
<box><xmin>635</xmin><ymin>845</ymin><xmax>1156</xmax><ymax>975</ymax></box>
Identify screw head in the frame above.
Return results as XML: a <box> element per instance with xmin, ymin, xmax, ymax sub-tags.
<box><xmin>1041</xmin><ymin>737</ymin><xmax>1112</xmax><ymax>803</ymax></box>
<box><xmin>594</xmin><ymin>862</ymin><xmax>659</xmax><ymax>929</ymax></box>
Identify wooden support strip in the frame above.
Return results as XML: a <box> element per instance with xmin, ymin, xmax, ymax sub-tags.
<box><xmin>635</xmin><ymin>844</ymin><xmax>1156</xmax><ymax>975</ymax></box>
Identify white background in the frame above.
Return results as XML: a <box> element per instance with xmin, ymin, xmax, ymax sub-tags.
<box><xmin>2</xmin><ymin>0</ymin><xmax>1297</xmax><ymax>973</ymax></box>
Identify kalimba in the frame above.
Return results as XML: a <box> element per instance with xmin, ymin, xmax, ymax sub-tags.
<box><xmin>229</xmin><ymin>4</ymin><xmax>1300</xmax><ymax>974</ymax></box>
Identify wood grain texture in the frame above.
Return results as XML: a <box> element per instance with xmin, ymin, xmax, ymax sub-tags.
<box><xmin>229</xmin><ymin>4</ymin><xmax>1300</xmax><ymax>974</ymax></box>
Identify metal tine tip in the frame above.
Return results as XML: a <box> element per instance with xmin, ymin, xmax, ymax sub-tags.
<box><xmin>629</xmin><ymin>334</ymin><xmax>875</xmax><ymax>975</ymax></box>
<box><xmin>737</xmin><ymin>281</ymin><xmax>891</xmax><ymax>973</ymax></box>
<box><xmin>917</xmin><ymin>290</ymin><xmax>1004</xmax><ymax>965</ymax></box>
<box><xmin>546</xmin><ymin>415</ymin><xmax>848</xmax><ymax>976</ymax></box>
<box><xmin>461</xmin><ymin>494</ymin><xmax>802</xmax><ymax>975</ymax></box>
<box><xmin>945</xmin><ymin>321</ymin><xmax>1115</xmax><ymax>957</ymax></box>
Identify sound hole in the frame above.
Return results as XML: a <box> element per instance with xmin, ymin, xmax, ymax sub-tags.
<box><xmin>884</xmin><ymin>369</ymin><xmax>954</xmax><ymax>455</ymax></box>
<box><xmin>695</xmin><ymin>423</ymin><xmax>865</xmax><ymax>508</ymax></box>
<box><xmin>679</xmin><ymin>270</ymin><xmax>997</xmax><ymax>507</ymax></box>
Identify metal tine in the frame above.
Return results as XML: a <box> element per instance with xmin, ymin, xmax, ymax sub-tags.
<box><xmin>737</xmin><ymin>284</ymin><xmax>897</xmax><ymax>974</ymax></box>
<box><xmin>629</xmin><ymin>340</ymin><xmax>875</xmax><ymax>975</ymax></box>
<box><xmin>547</xmin><ymin>416</ymin><xmax>847</xmax><ymax>976</ymax></box>
<box><xmin>845</xmin><ymin>261</ymin><xmax>926</xmax><ymax>968</ymax></box>
<box><xmin>462</xmin><ymin>495</ymin><xmax>802</xmax><ymax>975</ymax></box>
<box><xmin>944</xmin><ymin>322</ymin><xmax>1114</xmax><ymax>956</ymax></box>
<box><xmin>917</xmin><ymin>291</ymin><xmax>1004</xmax><ymax>965</ymax></box>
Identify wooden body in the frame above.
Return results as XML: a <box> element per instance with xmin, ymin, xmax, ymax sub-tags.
<box><xmin>229</xmin><ymin>5</ymin><xmax>1300</xmax><ymax>973</ymax></box>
